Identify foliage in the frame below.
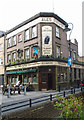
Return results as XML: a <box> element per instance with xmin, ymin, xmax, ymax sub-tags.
<box><xmin>54</xmin><ymin>94</ymin><xmax>83</xmax><ymax>119</ymax></box>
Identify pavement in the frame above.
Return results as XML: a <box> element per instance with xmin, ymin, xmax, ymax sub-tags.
<box><xmin>2</xmin><ymin>90</ymin><xmax>58</xmax><ymax>104</ymax></box>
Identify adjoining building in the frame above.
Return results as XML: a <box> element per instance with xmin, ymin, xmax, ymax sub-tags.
<box><xmin>4</xmin><ymin>12</ymin><xmax>84</xmax><ymax>90</ymax></box>
<box><xmin>0</xmin><ymin>31</ymin><xmax>5</xmax><ymax>85</ymax></box>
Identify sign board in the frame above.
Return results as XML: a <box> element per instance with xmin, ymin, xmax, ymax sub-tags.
<box><xmin>42</xmin><ymin>26</ymin><xmax>52</xmax><ymax>56</ymax></box>
<box><xmin>68</xmin><ymin>58</ymin><xmax>72</xmax><ymax>65</ymax></box>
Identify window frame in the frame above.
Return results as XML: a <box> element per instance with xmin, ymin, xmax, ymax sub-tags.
<box><xmin>7</xmin><ymin>54</ymin><xmax>11</xmax><ymax>63</ymax></box>
<box><xmin>32</xmin><ymin>26</ymin><xmax>37</xmax><ymax>38</ymax></box>
<box><xmin>7</xmin><ymin>38</ymin><xmax>11</xmax><ymax>48</ymax></box>
<box><xmin>12</xmin><ymin>35</ymin><xmax>16</xmax><ymax>46</ymax></box>
<box><xmin>56</xmin><ymin>45</ymin><xmax>61</xmax><ymax>58</ymax></box>
<box><xmin>18</xmin><ymin>34</ymin><xmax>22</xmax><ymax>43</ymax></box>
<box><xmin>12</xmin><ymin>52</ymin><xmax>16</xmax><ymax>62</ymax></box>
<box><xmin>24</xmin><ymin>29</ymin><xmax>29</xmax><ymax>41</ymax></box>
<box><xmin>24</xmin><ymin>48</ymin><xmax>30</xmax><ymax>59</ymax></box>
<box><xmin>56</xmin><ymin>26</ymin><xmax>60</xmax><ymax>38</ymax></box>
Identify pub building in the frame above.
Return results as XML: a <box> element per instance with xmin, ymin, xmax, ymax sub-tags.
<box><xmin>4</xmin><ymin>12</ymin><xmax>84</xmax><ymax>91</ymax></box>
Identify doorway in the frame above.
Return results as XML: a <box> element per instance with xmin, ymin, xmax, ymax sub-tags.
<box><xmin>19</xmin><ymin>75</ymin><xmax>22</xmax><ymax>83</ymax></box>
<box><xmin>48</xmin><ymin>73</ymin><xmax>53</xmax><ymax>90</ymax></box>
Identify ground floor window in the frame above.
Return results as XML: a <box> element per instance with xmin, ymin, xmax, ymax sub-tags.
<box><xmin>57</xmin><ymin>67</ymin><xmax>67</xmax><ymax>82</ymax></box>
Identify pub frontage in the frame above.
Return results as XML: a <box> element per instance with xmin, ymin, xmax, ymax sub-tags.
<box><xmin>4</xmin><ymin>12</ymin><xmax>84</xmax><ymax>91</ymax></box>
<box><xmin>5</xmin><ymin>58</ymin><xmax>84</xmax><ymax>91</ymax></box>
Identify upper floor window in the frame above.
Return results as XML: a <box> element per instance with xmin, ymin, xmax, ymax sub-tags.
<box><xmin>56</xmin><ymin>46</ymin><xmax>61</xmax><ymax>58</ymax></box>
<box><xmin>0</xmin><ymin>44</ymin><xmax>3</xmax><ymax>51</ymax></box>
<box><xmin>12</xmin><ymin>52</ymin><xmax>16</xmax><ymax>61</ymax></box>
<box><xmin>18</xmin><ymin>34</ymin><xmax>22</xmax><ymax>42</ymax></box>
<box><xmin>24</xmin><ymin>48</ymin><xmax>30</xmax><ymax>59</ymax></box>
<box><xmin>13</xmin><ymin>36</ymin><xmax>16</xmax><ymax>46</ymax></box>
<box><xmin>56</xmin><ymin>26</ymin><xmax>60</xmax><ymax>38</ymax></box>
<box><xmin>25</xmin><ymin>29</ymin><xmax>29</xmax><ymax>41</ymax></box>
<box><xmin>7</xmin><ymin>38</ymin><xmax>11</xmax><ymax>47</ymax></box>
<box><xmin>7</xmin><ymin>54</ymin><xmax>11</xmax><ymax>63</ymax></box>
<box><xmin>73</xmin><ymin>51</ymin><xmax>76</xmax><ymax>60</ymax></box>
<box><xmin>32</xmin><ymin>26</ymin><xmax>37</xmax><ymax>38</ymax></box>
<box><xmin>0</xmin><ymin>58</ymin><xmax>3</xmax><ymax>65</ymax></box>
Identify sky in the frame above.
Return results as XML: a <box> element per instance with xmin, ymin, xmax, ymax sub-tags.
<box><xmin>0</xmin><ymin>0</ymin><xmax>83</xmax><ymax>56</ymax></box>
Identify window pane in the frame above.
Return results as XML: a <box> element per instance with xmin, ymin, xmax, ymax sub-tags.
<box><xmin>25</xmin><ymin>29</ymin><xmax>29</xmax><ymax>40</ymax></box>
<box><xmin>33</xmin><ymin>75</ymin><xmax>37</xmax><ymax>83</ymax></box>
<box><xmin>12</xmin><ymin>52</ymin><xmax>16</xmax><ymax>61</ymax></box>
<box><xmin>25</xmin><ymin>49</ymin><xmax>29</xmax><ymax>59</ymax></box>
<box><xmin>56</xmin><ymin>26</ymin><xmax>59</xmax><ymax>38</ymax></box>
<box><xmin>24</xmin><ymin>75</ymin><xmax>27</xmax><ymax>83</ymax></box>
<box><xmin>18</xmin><ymin>34</ymin><xmax>22</xmax><ymax>42</ymax></box>
<box><xmin>8</xmin><ymin>54</ymin><xmax>11</xmax><ymax>62</ymax></box>
<box><xmin>57</xmin><ymin>46</ymin><xmax>60</xmax><ymax>57</ymax></box>
<box><xmin>32</xmin><ymin>26</ymin><xmax>37</xmax><ymax>38</ymax></box>
<box><xmin>13</xmin><ymin>36</ymin><xmax>16</xmax><ymax>45</ymax></box>
<box><xmin>8</xmin><ymin>38</ymin><xmax>11</xmax><ymax>47</ymax></box>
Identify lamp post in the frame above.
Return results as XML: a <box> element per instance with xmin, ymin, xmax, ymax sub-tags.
<box><xmin>64</xmin><ymin>23</ymin><xmax>73</xmax><ymax>88</ymax></box>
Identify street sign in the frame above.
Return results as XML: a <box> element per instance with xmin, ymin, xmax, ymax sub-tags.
<box><xmin>68</xmin><ymin>58</ymin><xmax>72</xmax><ymax>65</ymax></box>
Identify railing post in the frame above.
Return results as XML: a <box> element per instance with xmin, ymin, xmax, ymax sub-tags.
<box><xmin>18</xmin><ymin>87</ymin><xmax>20</xmax><ymax>94</ymax></box>
<box><xmin>24</xmin><ymin>85</ymin><xmax>26</xmax><ymax>95</ymax></box>
<box><xmin>58</xmin><ymin>85</ymin><xmax>60</xmax><ymax>92</ymax></box>
<box><xmin>30</xmin><ymin>99</ymin><xmax>32</xmax><ymax>107</ymax></box>
<box><xmin>71</xmin><ymin>87</ymin><xmax>73</xmax><ymax>94</ymax></box>
<box><xmin>8</xmin><ymin>86</ymin><xmax>10</xmax><ymax>98</ymax></box>
<box><xmin>63</xmin><ymin>91</ymin><xmax>65</xmax><ymax>97</ymax></box>
<box><xmin>50</xmin><ymin>94</ymin><xmax>52</xmax><ymax>101</ymax></box>
<box><xmin>74</xmin><ymin>88</ymin><xmax>75</xmax><ymax>94</ymax></box>
<box><xmin>81</xmin><ymin>86</ymin><xmax>83</xmax><ymax>91</ymax></box>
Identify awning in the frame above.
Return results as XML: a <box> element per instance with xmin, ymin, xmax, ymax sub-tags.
<box><xmin>5</xmin><ymin>69</ymin><xmax>36</xmax><ymax>75</ymax></box>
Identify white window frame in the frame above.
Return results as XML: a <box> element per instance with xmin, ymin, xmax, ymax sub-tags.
<box><xmin>13</xmin><ymin>36</ymin><xmax>16</xmax><ymax>46</ymax></box>
<box><xmin>7</xmin><ymin>54</ymin><xmax>11</xmax><ymax>63</ymax></box>
<box><xmin>18</xmin><ymin>34</ymin><xmax>22</xmax><ymax>42</ymax></box>
<box><xmin>56</xmin><ymin>26</ymin><xmax>60</xmax><ymax>38</ymax></box>
<box><xmin>12</xmin><ymin>52</ymin><xmax>16</xmax><ymax>61</ymax></box>
<box><xmin>7</xmin><ymin>38</ymin><xmax>11</xmax><ymax>47</ymax></box>
<box><xmin>25</xmin><ymin>48</ymin><xmax>30</xmax><ymax>59</ymax></box>
<box><xmin>0</xmin><ymin>44</ymin><xmax>3</xmax><ymax>51</ymax></box>
<box><xmin>32</xmin><ymin>26</ymin><xmax>37</xmax><ymax>38</ymax></box>
<box><xmin>25</xmin><ymin>29</ymin><xmax>29</xmax><ymax>41</ymax></box>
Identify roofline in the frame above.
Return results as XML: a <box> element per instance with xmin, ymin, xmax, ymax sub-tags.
<box><xmin>5</xmin><ymin>12</ymin><xmax>68</xmax><ymax>35</ymax></box>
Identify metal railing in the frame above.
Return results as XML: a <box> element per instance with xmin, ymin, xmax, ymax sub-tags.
<box><xmin>1</xmin><ymin>87</ymin><xmax>84</xmax><ymax>114</ymax></box>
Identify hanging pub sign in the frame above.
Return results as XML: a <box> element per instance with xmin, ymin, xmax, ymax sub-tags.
<box><xmin>32</xmin><ymin>48</ymin><xmax>38</xmax><ymax>59</ymax></box>
<box><xmin>42</xmin><ymin>26</ymin><xmax>52</xmax><ymax>56</ymax></box>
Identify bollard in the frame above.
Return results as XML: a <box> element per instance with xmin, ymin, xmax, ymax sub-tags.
<box><xmin>58</xmin><ymin>85</ymin><xmax>60</xmax><ymax>92</ymax></box>
<box><xmin>8</xmin><ymin>86</ymin><xmax>10</xmax><ymax>98</ymax></box>
<box><xmin>63</xmin><ymin>91</ymin><xmax>65</xmax><ymax>97</ymax></box>
<box><xmin>24</xmin><ymin>85</ymin><xmax>26</xmax><ymax>95</ymax></box>
<box><xmin>71</xmin><ymin>87</ymin><xmax>73</xmax><ymax>94</ymax></box>
<box><xmin>18</xmin><ymin>87</ymin><xmax>20</xmax><ymax>94</ymax></box>
<box><xmin>74</xmin><ymin>88</ymin><xmax>75</xmax><ymax>94</ymax></box>
<box><xmin>30</xmin><ymin>99</ymin><xmax>32</xmax><ymax>107</ymax></box>
<box><xmin>81</xmin><ymin>86</ymin><xmax>83</xmax><ymax>91</ymax></box>
<box><xmin>50</xmin><ymin>94</ymin><xmax>52</xmax><ymax>101</ymax></box>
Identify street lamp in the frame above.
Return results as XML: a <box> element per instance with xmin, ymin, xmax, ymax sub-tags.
<box><xmin>64</xmin><ymin>23</ymin><xmax>73</xmax><ymax>88</ymax></box>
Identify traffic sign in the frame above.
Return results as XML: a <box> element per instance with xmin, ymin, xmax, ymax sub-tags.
<box><xmin>68</xmin><ymin>58</ymin><xmax>72</xmax><ymax>65</ymax></box>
